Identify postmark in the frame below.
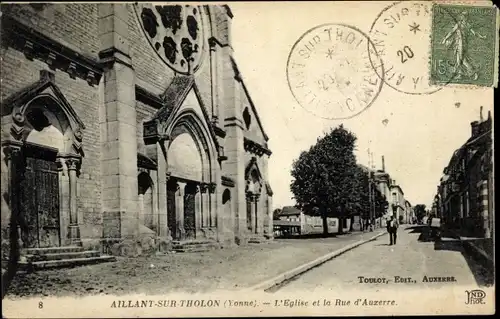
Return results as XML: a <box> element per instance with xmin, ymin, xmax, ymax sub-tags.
<box><xmin>430</xmin><ymin>4</ymin><xmax>498</xmax><ymax>87</ymax></box>
<box><xmin>369</xmin><ymin>1</ymin><xmax>452</xmax><ymax>95</ymax></box>
<box><xmin>286</xmin><ymin>24</ymin><xmax>384</xmax><ymax>120</ymax></box>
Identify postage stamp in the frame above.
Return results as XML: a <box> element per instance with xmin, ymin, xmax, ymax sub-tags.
<box><xmin>430</xmin><ymin>4</ymin><xmax>499</xmax><ymax>87</ymax></box>
<box><xmin>286</xmin><ymin>24</ymin><xmax>384</xmax><ymax>120</ymax></box>
<box><xmin>369</xmin><ymin>1</ymin><xmax>451</xmax><ymax>95</ymax></box>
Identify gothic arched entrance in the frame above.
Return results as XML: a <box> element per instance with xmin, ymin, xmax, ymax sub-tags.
<box><xmin>2</xmin><ymin>76</ymin><xmax>86</xmax><ymax>249</ymax></box>
<box><xmin>245</xmin><ymin>160</ymin><xmax>263</xmax><ymax>234</ymax></box>
<box><xmin>163</xmin><ymin>111</ymin><xmax>217</xmax><ymax>241</ymax></box>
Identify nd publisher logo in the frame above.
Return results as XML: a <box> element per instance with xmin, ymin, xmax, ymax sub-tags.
<box><xmin>465</xmin><ymin>289</ymin><xmax>486</xmax><ymax>305</ymax></box>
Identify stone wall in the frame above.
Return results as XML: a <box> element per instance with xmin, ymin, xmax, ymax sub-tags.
<box><xmin>0</xmin><ymin>33</ymin><xmax>103</xmax><ymax>249</ymax></box>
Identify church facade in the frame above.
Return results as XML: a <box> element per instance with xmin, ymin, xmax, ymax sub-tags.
<box><xmin>1</xmin><ymin>4</ymin><xmax>273</xmax><ymax>257</ymax></box>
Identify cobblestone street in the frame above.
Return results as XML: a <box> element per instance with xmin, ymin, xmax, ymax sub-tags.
<box><xmin>275</xmin><ymin>225</ymin><xmax>493</xmax><ymax>292</ymax></box>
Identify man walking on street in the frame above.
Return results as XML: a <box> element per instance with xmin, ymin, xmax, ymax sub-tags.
<box><xmin>387</xmin><ymin>215</ymin><xmax>399</xmax><ymax>245</ymax></box>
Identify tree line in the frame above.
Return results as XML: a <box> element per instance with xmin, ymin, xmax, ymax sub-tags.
<box><xmin>288</xmin><ymin>125</ymin><xmax>388</xmax><ymax>236</ymax></box>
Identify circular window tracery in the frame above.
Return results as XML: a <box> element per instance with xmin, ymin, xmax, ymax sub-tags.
<box><xmin>135</xmin><ymin>4</ymin><xmax>205</xmax><ymax>75</ymax></box>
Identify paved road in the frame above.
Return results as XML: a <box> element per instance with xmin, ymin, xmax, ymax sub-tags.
<box><xmin>275</xmin><ymin>225</ymin><xmax>492</xmax><ymax>292</ymax></box>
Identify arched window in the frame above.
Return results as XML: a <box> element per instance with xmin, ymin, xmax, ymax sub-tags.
<box><xmin>222</xmin><ymin>188</ymin><xmax>231</xmax><ymax>205</ymax></box>
<box><xmin>243</xmin><ymin>107</ymin><xmax>251</xmax><ymax>130</ymax></box>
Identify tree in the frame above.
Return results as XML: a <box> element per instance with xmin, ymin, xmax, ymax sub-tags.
<box><xmin>374</xmin><ymin>188</ymin><xmax>388</xmax><ymax>218</ymax></box>
<box><xmin>290</xmin><ymin>125</ymin><xmax>359</xmax><ymax>236</ymax></box>
<box><xmin>352</xmin><ymin>165</ymin><xmax>370</xmax><ymax>231</ymax></box>
<box><xmin>273</xmin><ymin>208</ymin><xmax>282</xmax><ymax>220</ymax></box>
<box><xmin>414</xmin><ymin>204</ymin><xmax>426</xmax><ymax>222</ymax></box>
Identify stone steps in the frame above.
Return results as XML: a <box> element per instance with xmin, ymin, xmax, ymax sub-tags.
<box><xmin>248</xmin><ymin>237</ymin><xmax>269</xmax><ymax>244</ymax></box>
<box><xmin>171</xmin><ymin>240</ymin><xmax>221</xmax><ymax>253</ymax></box>
<box><xmin>19</xmin><ymin>256</ymin><xmax>116</xmax><ymax>271</ymax></box>
<box><xmin>23</xmin><ymin>246</ymin><xmax>85</xmax><ymax>255</ymax></box>
<box><xmin>19</xmin><ymin>246</ymin><xmax>116</xmax><ymax>271</ymax></box>
<box><xmin>24</xmin><ymin>251</ymin><xmax>101</xmax><ymax>262</ymax></box>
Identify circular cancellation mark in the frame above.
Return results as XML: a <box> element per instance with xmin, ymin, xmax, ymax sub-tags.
<box><xmin>368</xmin><ymin>1</ymin><xmax>456</xmax><ymax>95</ymax></box>
<box><xmin>286</xmin><ymin>23</ymin><xmax>384</xmax><ymax>120</ymax></box>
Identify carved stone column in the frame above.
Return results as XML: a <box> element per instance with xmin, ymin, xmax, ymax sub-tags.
<box><xmin>176</xmin><ymin>181</ymin><xmax>186</xmax><ymax>240</ymax></box>
<box><xmin>209</xmin><ymin>182</ymin><xmax>217</xmax><ymax>228</ymax></box>
<box><xmin>66</xmin><ymin>156</ymin><xmax>82</xmax><ymax>246</ymax></box>
<box><xmin>157</xmin><ymin>141</ymin><xmax>170</xmax><ymax>239</ymax></box>
<box><xmin>3</xmin><ymin>142</ymin><xmax>24</xmax><ymax>250</ymax></box>
<box><xmin>150</xmin><ymin>169</ymin><xmax>159</xmax><ymax>232</ymax></box>
<box><xmin>200</xmin><ymin>183</ymin><xmax>209</xmax><ymax>228</ymax></box>
<box><xmin>254</xmin><ymin>194</ymin><xmax>260</xmax><ymax>234</ymax></box>
<box><xmin>56</xmin><ymin>157</ymin><xmax>70</xmax><ymax>245</ymax></box>
<box><xmin>249</xmin><ymin>194</ymin><xmax>256</xmax><ymax>234</ymax></box>
<box><xmin>194</xmin><ymin>184</ymin><xmax>201</xmax><ymax>234</ymax></box>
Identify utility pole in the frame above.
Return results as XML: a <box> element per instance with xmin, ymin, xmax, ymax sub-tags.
<box><xmin>367</xmin><ymin>148</ymin><xmax>374</xmax><ymax>230</ymax></box>
<box><xmin>370</xmin><ymin>150</ymin><xmax>375</xmax><ymax>228</ymax></box>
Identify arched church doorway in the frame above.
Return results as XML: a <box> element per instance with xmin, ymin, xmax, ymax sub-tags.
<box><xmin>20</xmin><ymin>106</ymin><xmax>67</xmax><ymax>248</ymax></box>
<box><xmin>163</xmin><ymin>112</ymin><xmax>216</xmax><ymax>241</ymax></box>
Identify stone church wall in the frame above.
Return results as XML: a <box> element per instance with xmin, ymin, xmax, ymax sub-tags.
<box><xmin>1</xmin><ymin>4</ymin><xmax>104</xmax><ymax>249</ymax></box>
<box><xmin>0</xmin><ymin>3</ymin><xmax>273</xmax><ymax>256</ymax></box>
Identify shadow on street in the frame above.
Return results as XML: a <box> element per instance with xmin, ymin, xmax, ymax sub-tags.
<box><xmin>276</xmin><ymin>233</ymin><xmax>339</xmax><ymax>239</ymax></box>
<box><xmin>404</xmin><ymin>228</ymin><xmax>494</xmax><ymax>287</ymax></box>
<box><xmin>405</xmin><ymin>225</ymin><xmax>428</xmax><ymax>236</ymax></box>
<box><xmin>433</xmin><ymin>238</ymin><xmax>464</xmax><ymax>252</ymax></box>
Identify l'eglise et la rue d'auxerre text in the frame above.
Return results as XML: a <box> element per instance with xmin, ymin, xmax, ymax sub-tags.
<box><xmin>273</xmin><ymin>298</ymin><xmax>397</xmax><ymax>308</ymax></box>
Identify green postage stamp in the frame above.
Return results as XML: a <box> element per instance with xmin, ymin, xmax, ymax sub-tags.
<box><xmin>430</xmin><ymin>4</ymin><xmax>499</xmax><ymax>87</ymax></box>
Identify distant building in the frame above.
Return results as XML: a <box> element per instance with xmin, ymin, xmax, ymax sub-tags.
<box><xmin>372</xmin><ymin>156</ymin><xmax>408</xmax><ymax>223</ymax></box>
<box><xmin>405</xmin><ymin>200</ymin><xmax>414</xmax><ymax>224</ymax></box>
<box><xmin>273</xmin><ymin>206</ymin><xmax>349</xmax><ymax>236</ymax></box>
<box><xmin>390</xmin><ymin>183</ymin><xmax>406</xmax><ymax>222</ymax></box>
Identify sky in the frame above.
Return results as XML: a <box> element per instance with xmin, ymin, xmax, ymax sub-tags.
<box><xmin>228</xmin><ymin>1</ymin><xmax>494</xmax><ymax>209</ymax></box>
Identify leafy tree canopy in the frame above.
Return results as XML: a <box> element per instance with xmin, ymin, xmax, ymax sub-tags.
<box><xmin>272</xmin><ymin>208</ymin><xmax>282</xmax><ymax>220</ymax></box>
<box><xmin>290</xmin><ymin>125</ymin><xmax>359</xmax><ymax>234</ymax></box>
<box><xmin>414</xmin><ymin>204</ymin><xmax>427</xmax><ymax>221</ymax></box>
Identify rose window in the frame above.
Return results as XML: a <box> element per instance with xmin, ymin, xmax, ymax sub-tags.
<box><xmin>135</xmin><ymin>4</ymin><xmax>205</xmax><ymax>74</ymax></box>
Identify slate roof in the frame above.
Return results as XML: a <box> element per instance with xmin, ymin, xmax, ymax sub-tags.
<box><xmin>151</xmin><ymin>75</ymin><xmax>194</xmax><ymax>122</ymax></box>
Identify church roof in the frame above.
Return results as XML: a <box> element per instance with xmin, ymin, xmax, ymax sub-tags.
<box><xmin>150</xmin><ymin>75</ymin><xmax>194</xmax><ymax>122</ymax></box>
<box><xmin>145</xmin><ymin>75</ymin><xmax>221</xmax><ymax>151</ymax></box>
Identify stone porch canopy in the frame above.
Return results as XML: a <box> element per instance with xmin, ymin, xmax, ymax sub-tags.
<box><xmin>1</xmin><ymin>69</ymin><xmax>86</xmax><ymax>157</ymax></box>
<box><xmin>142</xmin><ymin>74</ymin><xmax>223</xmax><ymax>163</ymax></box>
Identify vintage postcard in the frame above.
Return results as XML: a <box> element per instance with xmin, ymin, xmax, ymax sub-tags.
<box><xmin>1</xmin><ymin>1</ymin><xmax>497</xmax><ymax>317</ymax></box>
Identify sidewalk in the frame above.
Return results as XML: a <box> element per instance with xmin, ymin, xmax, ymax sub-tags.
<box><xmin>444</xmin><ymin>227</ymin><xmax>493</xmax><ymax>268</ymax></box>
<box><xmin>5</xmin><ymin>230</ymin><xmax>384</xmax><ymax>298</ymax></box>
